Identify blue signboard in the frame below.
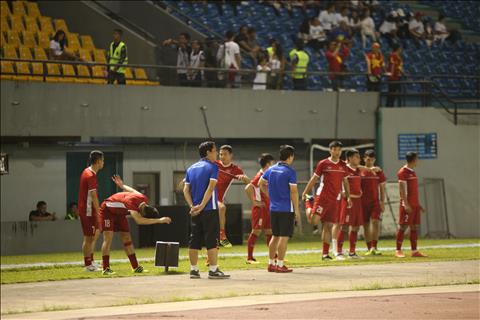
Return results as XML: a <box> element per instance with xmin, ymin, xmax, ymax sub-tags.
<box><xmin>398</xmin><ymin>133</ymin><xmax>438</xmax><ymax>160</ymax></box>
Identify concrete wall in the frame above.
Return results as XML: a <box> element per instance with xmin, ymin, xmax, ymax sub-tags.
<box><xmin>380</xmin><ymin>107</ymin><xmax>480</xmax><ymax>238</ymax></box>
<box><xmin>1</xmin><ymin>81</ymin><xmax>379</xmax><ymax>140</ymax></box>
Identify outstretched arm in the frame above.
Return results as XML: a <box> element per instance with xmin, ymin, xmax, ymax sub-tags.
<box><xmin>130</xmin><ymin>211</ymin><xmax>171</xmax><ymax>225</ymax></box>
<box><xmin>302</xmin><ymin>174</ymin><xmax>319</xmax><ymax>200</ymax></box>
<box><xmin>112</xmin><ymin>175</ymin><xmax>141</xmax><ymax>194</ymax></box>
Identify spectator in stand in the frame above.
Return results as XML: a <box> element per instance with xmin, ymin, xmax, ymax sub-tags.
<box><xmin>162</xmin><ymin>32</ymin><xmax>192</xmax><ymax>86</ymax></box>
<box><xmin>434</xmin><ymin>14</ymin><xmax>461</xmax><ymax>44</ymax></box>
<box><xmin>329</xmin><ymin>20</ymin><xmax>352</xmax><ymax>42</ymax></box>
<box><xmin>409</xmin><ymin>12</ymin><xmax>426</xmax><ymax>47</ymax></box>
<box><xmin>350</xmin><ymin>10</ymin><xmax>362</xmax><ymax>36</ymax></box>
<box><xmin>49</xmin><ymin>30</ymin><xmax>81</xmax><ymax>61</ymax></box>
<box><xmin>30</xmin><ymin>201</ymin><xmax>56</xmax><ymax>221</ymax></box>
<box><xmin>318</xmin><ymin>3</ymin><xmax>338</xmax><ymax>34</ymax></box>
<box><xmin>396</xmin><ymin>9</ymin><xmax>410</xmax><ymax>41</ymax></box>
<box><xmin>253</xmin><ymin>53</ymin><xmax>271</xmax><ymax>90</ymax></box>
<box><xmin>365</xmin><ymin>42</ymin><xmax>386</xmax><ymax>91</ymax></box>
<box><xmin>380</xmin><ymin>11</ymin><xmax>399</xmax><ymax>49</ymax></box>
<box><xmin>235</xmin><ymin>25</ymin><xmax>260</xmax><ymax>65</ymax></box>
<box><xmin>218</xmin><ymin>30</ymin><xmax>241</xmax><ymax>88</ymax></box>
<box><xmin>337</xmin><ymin>7</ymin><xmax>354</xmax><ymax>34</ymax></box>
<box><xmin>107</xmin><ymin>29</ymin><xmax>128</xmax><ymax>85</ymax></box>
<box><xmin>65</xmin><ymin>202</ymin><xmax>80</xmax><ymax>220</ymax></box>
<box><xmin>424</xmin><ymin>19</ymin><xmax>435</xmax><ymax>48</ymax></box>
<box><xmin>386</xmin><ymin>43</ymin><xmax>404</xmax><ymax>107</ymax></box>
<box><xmin>204</xmin><ymin>37</ymin><xmax>221</xmax><ymax>87</ymax></box>
<box><xmin>308</xmin><ymin>17</ymin><xmax>327</xmax><ymax>52</ymax></box>
<box><xmin>298</xmin><ymin>18</ymin><xmax>310</xmax><ymax>46</ymax></box>
<box><xmin>267</xmin><ymin>42</ymin><xmax>285</xmax><ymax>90</ymax></box>
<box><xmin>187</xmin><ymin>40</ymin><xmax>205</xmax><ymax>87</ymax></box>
<box><xmin>247</xmin><ymin>27</ymin><xmax>262</xmax><ymax>64</ymax></box>
<box><xmin>288</xmin><ymin>39</ymin><xmax>310</xmax><ymax>90</ymax></box>
<box><xmin>360</xmin><ymin>9</ymin><xmax>378</xmax><ymax>48</ymax></box>
<box><xmin>326</xmin><ymin>39</ymin><xmax>350</xmax><ymax>91</ymax></box>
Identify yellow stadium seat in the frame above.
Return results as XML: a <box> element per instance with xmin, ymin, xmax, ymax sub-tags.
<box><xmin>10</xmin><ymin>14</ymin><xmax>25</xmax><ymax>31</ymax></box>
<box><xmin>21</xmin><ymin>30</ymin><xmax>36</xmax><ymax>47</ymax></box>
<box><xmin>54</xmin><ymin>18</ymin><xmax>68</xmax><ymax>32</ymax></box>
<box><xmin>66</xmin><ymin>32</ymin><xmax>80</xmax><ymax>51</ymax></box>
<box><xmin>1</xmin><ymin>16</ymin><xmax>9</xmax><ymax>31</ymax></box>
<box><xmin>14</xmin><ymin>61</ymin><xmax>30</xmax><ymax>80</ymax></box>
<box><xmin>37</xmin><ymin>31</ymin><xmax>50</xmax><ymax>49</ymax></box>
<box><xmin>6</xmin><ymin>30</ymin><xmax>21</xmax><ymax>46</ymax></box>
<box><xmin>125</xmin><ymin>67</ymin><xmax>133</xmax><ymax>79</ymax></box>
<box><xmin>60</xmin><ymin>63</ymin><xmax>76</xmax><ymax>83</ymax></box>
<box><xmin>78</xmin><ymin>48</ymin><xmax>91</xmax><ymax>62</ymax></box>
<box><xmin>0</xmin><ymin>32</ymin><xmax>5</xmax><ymax>46</ymax></box>
<box><xmin>2</xmin><ymin>44</ymin><xmax>18</xmax><ymax>58</ymax></box>
<box><xmin>93</xmin><ymin>48</ymin><xmax>106</xmax><ymax>63</ymax></box>
<box><xmin>80</xmin><ymin>35</ymin><xmax>94</xmax><ymax>50</ymax></box>
<box><xmin>39</xmin><ymin>16</ymin><xmax>53</xmax><ymax>35</ymax></box>
<box><xmin>24</xmin><ymin>16</ymin><xmax>38</xmax><ymax>32</ymax></box>
<box><xmin>75</xmin><ymin>64</ymin><xmax>91</xmax><ymax>83</ymax></box>
<box><xmin>18</xmin><ymin>45</ymin><xmax>32</xmax><ymax>59</ymax></box>
<box><xmin>91</xmin><ymin>65</ymin><xmax>106</xmax><ymax>84</ymax></box>
<box><xmin>31</xmin><ymin>61</ymin><xmax>44</xmax><ymax>76</ymax></box>
<box><xmin>33</xmin><ymin>46</ymin><xmax>47</xmax><ymax>60</ymax></box>
<box><xmin>0</xmin><ymin>60</ymin><xmax>15</xmax><ymax>80</ymax></box>
<box><xmin>26</xmin><ymin>2</ymin><xmax>41</xmax><ymax>18</ymax></box>
<box><xmin>46</xmin><ymin>62</ymin><xmax>61</xmax><ymax>82</ymax></box>
<box><xmin>1</xmin><ymin>2</ymin><xmax>12</xmax><ymax>18</ymax></box>
<box><xmin>134</xmin><ymin>68</ymin><xmax>148</xmax><ymax>80</ymax></box>
<box><xmin>12</xmin><ymin>1</ymin><xmax>26</xmax><ymax>16</ymax></box>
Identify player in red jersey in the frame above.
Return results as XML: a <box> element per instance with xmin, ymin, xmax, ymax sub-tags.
<box><xmin>302</xmin><ymin>141</ymin><xmax>352</xmax><ymax>260</ymax></box>
<box><xmin>395</xmin><ymin>152</ymin><xmax>427</xmax><ymax>258</ymax></box>
<box><xmin>216</xmin><ymin>145</ymin><xmax>249</xmax><ymax>247</ymax></box>
<box><xmin>244</xmin><ymin>153</ymin><xmax>275</xmax><ymax>264</ymax></box>
<box><xmin>100</xmin><ymin>175</ymin><xmax>172</xmax><ymax>275</ymax></box>
<box><xmin>336</xmin><ymin>149</ymin><xmax>364</xmax><ymax>260</ymax></box>
<box><xmin>78</xmin><ymin>150</ymin><xmax>104</xmax><ymax>271</ymax></box>
<box><xmin>361</xmin><ymin>149</ymin><xmax>386</xmax><ymax>255</ymax></box>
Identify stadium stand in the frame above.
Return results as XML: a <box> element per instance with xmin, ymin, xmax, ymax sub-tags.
<box><xmin>0</xmin><ymin>0</ymin><xmax>156</xmax><ymax>85</ymax></box>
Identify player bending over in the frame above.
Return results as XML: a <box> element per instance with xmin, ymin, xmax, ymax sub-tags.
<box><xmin>100</xmin><ymin>175</ymin><xmax>172</xmax><ymax>275</ymax></box>
<box><xmin>245</xmin><ymin>153</ymin><xmax>275</xmax><ymax>264</ymax></box>
<box><xmin>395</xmin><ymin>152</ymin><xmax>427</xmax><ymax>258</ymax></box>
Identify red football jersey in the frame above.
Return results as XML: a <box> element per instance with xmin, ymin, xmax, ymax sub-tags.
<box><xmin>314</xmin><ymin>158</ymin><xmax>348</xmax><ymax>202</ymax></box>
<box><xmin>397</xmin><ymin>166</ymin><xmax>419</xmax><ymax>207</ymax></box>
<box><xmin>104</xmin><ymin>192</ymin><xmax>149</xmax><ymax>215</ymax></box>
<box><xmin>78</xmin><ymin>167</ymin><xmax>98</xmax><ymax>217</ymax></box>
<box><xmin>345</xmin><ymin>165</ymin><xmax>362</xmax><ymax>196</ymax></box>
<box><xmin>215</xmin><ymin>160</ymin><xmax>244</xmax><ymax>202</ymax></box>
<box><xmin>250</xmin><ymin>170</ymin><xmax>269</xmax><ymax>209</ymax></box>
<box><xmin>361</xmin><ymin>169</ymin><xmax>387</xmax><ymax>204</ymax></box>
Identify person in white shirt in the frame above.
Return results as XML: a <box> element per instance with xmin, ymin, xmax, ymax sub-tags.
<box><xmin>253</xmin><ymin>54</ymin><xmax>271</xmax><ymax>90</ymax></box>
<box><xmin>318</xmin><ymin>3</ymin><xmax>338</xmax><ymax>32</ymax></box>
<box><xmin>267</xmin><ymin>42</ymin><xmax>285</xmax><ymax>90</ymax></box>
<box><xmin>409</xmin><ymin>12</ymin><xmax>425</xmax><ymax>46</ymax></box>
<box><xmin>360</xmin><ymin>9</ymin><xmax>378</xmax><ymax>48</ymax></box>
<box><xmin>380</xmin><ymin>11</ymin><xmax>398</xmax><ymax>48</ymax></box>
<box><xmin>308</xmin><ymin>17</ymin><xmax>327</xmax><ymax>51</ymax></box>
<box><xmin>49</xmin><ymin>30</ymin><xmax>81</xmax><ymax>61</ymax></box>
<box><xmin>217</xmin><ymin>30</ymin><xmax>241</xmax><ymax>88</ymax></box>
<box><xmin>187</xmin><ymin>40</ymin><xmax>205</xmax><ymax>87</ymax></box>
<box><xmin>162</xmin><ymin>32</ymin><xmax>192</xmax><ymax>86</ymax></box>
<box><xmin>434</xmin><ymin>15</ymin><xmax>450</xmax><ymax>43</ymax></box>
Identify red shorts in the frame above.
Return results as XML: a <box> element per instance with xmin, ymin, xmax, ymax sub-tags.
<box><xmin>339</xmin><ymin>198</ymin><xmax>364</xmax><ymax>226</ymax></box>
<box><xmin>399</xmin><ymin>205</ymin><xmax>421</xmax><ymax>225</ymax></box>
<box><xmin>79</xmin><ymin>213</ymin><xmax>98</xmax><ymax>236</ymax></box>
<box><xmin>362</xmin><ymin>201</ymin><xmax>382</xmax><ymax>221</ymax></box>
<box><xmin>251</xmin><ymin>206</ymin><xmax>271</xmax><ymax>230</ymax></box>
<box><xmin>99</xmin><ymin>203</ymin><xmax>130</xmax><ymax>232</ymax></box>
<box><xmin>313</xmin><ymin>196</ymin><xmax>340</xmax><ymax>223</ymax></box>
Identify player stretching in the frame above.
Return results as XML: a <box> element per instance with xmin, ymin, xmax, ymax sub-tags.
<box><xmin>216</xmin><ymin>145</ymin><xmax>249</xmax><ymax>247</ymax></box>
<box><xmin>337</xmin><ymin>150</ymin><xmax>364</xmax><ymax>260</ymax></box>
<box><xmin>100</xmin><ymin>175</ymin><xmax>172</xmax><ymax>275</ymax></box>
<box><xmin>395</xmin><ymin>152</ymin><xmax>427</xmax><ymax>258</ymax></box>
<box><xmin>259</xmin><ymin>145</ymin><xmax>300</xmax><ymax>273</ymax></box>
<box><xmin>302</xmin><ymin>141</ymin><xmax>351</xmax><ymax>261</ymax></box>
<box><xmin>361</xmin><ymin>150</ymin><xmax>386</xmax><ymax>255</ymax></box>
<box><xmin>245</xmin><ymin>153</ymin><xmax>275</xmax><ymax>264</ymax></box>
<box><xmin>78</xmin><ymin>150</ymin><xmax>104</xmax><ymax>271</ymax></box>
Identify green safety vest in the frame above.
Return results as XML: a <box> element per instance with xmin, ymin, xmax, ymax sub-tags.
<box><xmin>109</xmin><ymin>41</ymin><xmax>128</xmax><ymax>73</ymax></box>
<box><xmin>289</xmin><ymin>49</ymin><xmax>309</xmax><ymax>79</ymax></box>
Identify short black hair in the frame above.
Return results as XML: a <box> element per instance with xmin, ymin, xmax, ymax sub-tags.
<box><xmin>295</xmin><ymin>38</ymin><xmax>304</xmax><ymax>50</ymax></box>
<box><xmin>37</xmin><ymin>201</ymin><xmax>46</xmax><ymax>208</ymax></box>
<box><xmin>259</xmin><ymin>153</ymin><xmax>274</xmax><ymax>168</ymax></box>
<box><xmin>406</xmin><ymin>151</ymin><xmax>418</xmax><ymax>163</ymax></box>
<box><xmin>142</xmin><ymin>205</ymin><xmax>159</xmax><ymax>217</ymax></box>
<box><xmin>88</xmin><ymin>150</ymin><xmax>104</xmax><ymax>165</ymax></box>
<box><xmin>279</xmin><ymin>145</ymin><xmax>295</xmax><ymax>161</ymax></box>
<box><xmin>180</xmin><ymin>32</ymin><xmax>191</xmax><ymax>40</ymax></box>
<box><xmin>113</xmin><ymin>29</ymin><xmax>123</xmax><ymax>36</ymax></box>
<box><xmin>199</xmin><ymin>141</ymin><xmax>216</xmax><ymax>158</ymax></box>
<box><xmin>346</xmin><ymin>149</ymin><xmax>360</xmax><ymax>159</ymax></box>
<box><xmin>329</xmin><ymin>140</ymin><xmax>343</xmax><ymax>149</ymax></box>
<box><xmin>225</xmin><ymin>30</ymin><xmax>235</xmax><ymax>39</ymax></box>
<box><xmin>220</xmin><ymin>145</ymin><xmax>233</xmax><ymax>154</ymax></box>
<box><xmin>69</xmin><ymin>202</ymin><xmax>78</xmax><ymax>208</ymax></box>
<box><xmin>364</xmin><ymin>149</ymin><xmax>376</xmax><ymax>158</ymax></box>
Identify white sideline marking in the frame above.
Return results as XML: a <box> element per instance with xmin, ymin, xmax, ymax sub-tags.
<box><xmin>1</xmin><ymin>243</ymin><xmax>479</xmax><ymax>270</ymax></box>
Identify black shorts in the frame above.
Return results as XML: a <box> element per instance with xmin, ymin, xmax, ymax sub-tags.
<box><xmin>189</xmin><ymin>209</ymin><xmax>219</xmax><ymax>250</ymax></box>
<box><xmin>271</xmin><ymin>211</ymin><xmax>295</xmax><ymax>237</ymax></box>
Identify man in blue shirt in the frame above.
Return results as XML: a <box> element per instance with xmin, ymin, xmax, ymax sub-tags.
<box><xmin>183</xmin><ymin>141</ymin><xmax>230</xmax><ymax>280</ymax></box>
<box><xmin>258</xmin><ymin>145</ymin><xmax>300</xmax><ymax>273</ymax></box>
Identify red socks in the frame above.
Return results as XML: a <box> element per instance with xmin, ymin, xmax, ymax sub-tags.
<box><xmin>266</xmin><ymin>234</ymin><xmax>272</xmax><ymax>246</ymax></box>
<box><xmin>102</xmin><ymin>255</ymin><xmax>109</xmax><ymax>269</ymax></box>
<box><xmin>247</xmin><ymin>233</ymin><xmax>258</xmax><ymax>260</ymax></box>
<box><xmin>349</xmin><ymin>231</ymin><xmax>358</xmax><ymax>254</ymax></box>
<box><xmin>410</xmin><ymin>229</ymin><xmax>418</xmax><ymax>251</ymax></box>
<box><xmin>366</xmin><ymin>241</ymin><xmax>372</xmax><ymax>250</ymax></box>
<box><xmin>323</xmin><ymin>242</ymin><xmax>330</xmax><ymax>255</ymax></box>
<box><xmin>396</xmin><ymin>229</ymin><xmax>405</xmax><ymax>250</ymax></box>
<box><xmin>372</xmin><ymin>240</ymin><xmax>378</xmax><ymax>249</ymax></box>
<box><xmin>220</xmin><ymin>229</ymin><xmax>226</xmax><ymax>240</ymax></box>
<box><xmin>337</xmin><ymin>231</ymin><xmax>345</xmax><ymax>253</ymax></box>
<box><xmin>84</xmin><ymin>256</ymin><xmax>92</xmax><ymax>267</ymax></box>
<box><xmin>128</xmin><ymin>254</ymin><xmax>139</xmax><ymax>269</ymax></box>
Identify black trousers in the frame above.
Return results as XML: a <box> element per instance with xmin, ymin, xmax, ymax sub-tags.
<box><xmin>386</xmin><ymin>82</ymin><xmax>401</xmax><ymax>107</ymax></box>
<box><xmin>293</xmin><ymin>78</ymin><xmax>307</xmax><ymax>90</ymax></box>
<box><xmin>367</xmin><ymin>78</ymin><xmax>381</xmax><ymax>92</ymax></box>
<box><xmin>107</xmin><ymin>71</ymin><xmax>126</xmax><ymax>85</ymax></box>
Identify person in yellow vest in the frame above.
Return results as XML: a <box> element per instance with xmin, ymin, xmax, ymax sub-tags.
<box><xmin>107</xmin><ymin>29</ymin><xmax>128</xmax><ymax>85</ymax></box>
<box><xmin>288</xmin><ymin>39</ymin><xmax>310</xmax><ymax>90</ymax></box>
